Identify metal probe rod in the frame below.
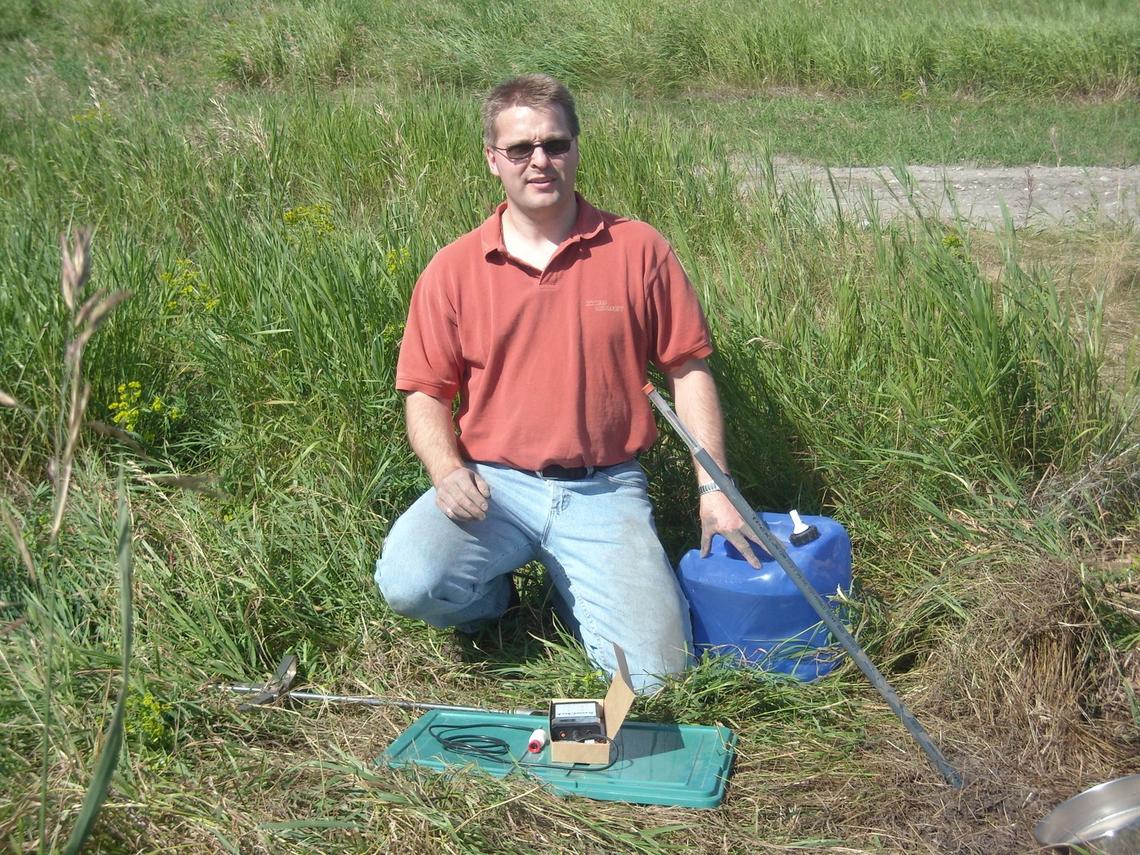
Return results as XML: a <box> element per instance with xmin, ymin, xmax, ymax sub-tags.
<box><xmin>224</xmin><ymin>654</ymin><xmax>540</xmax><ymax>715</ymax></box>
<box><xmin>227</xmin><ymin>684</ymin><xmax>538</xmax><ymax>715</ymax></box>
<box><xmin>644</xmin><ymin>383</ymin><xmax>962</xmax><ymax>788</ymax></box>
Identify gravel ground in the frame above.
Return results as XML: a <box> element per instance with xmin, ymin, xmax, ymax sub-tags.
<box><xmin>742</xmin><ymin>158</ymin><xmax>1140</xmax><ymax>229</ymax></box>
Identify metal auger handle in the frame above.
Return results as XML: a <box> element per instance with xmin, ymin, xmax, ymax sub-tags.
<box><xmin>225</xmin><ymin>653</ymin><xmax>541</xmax><ymax>716</ymax></box>
<box><xmin>644</xmin><ymin>383</ymin><xmax>962</xmax><ymax>788</ymax></box>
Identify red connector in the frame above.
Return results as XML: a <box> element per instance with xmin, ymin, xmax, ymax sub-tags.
<box><xmin>527</xmin><ymin>728</ymin><xmax>547</xmax><ymax>753</ymax></box>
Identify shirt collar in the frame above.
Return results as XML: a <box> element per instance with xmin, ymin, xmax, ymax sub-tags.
<box><xmin>480</xmin><ymin>193</ymin><xmax>606</xmax><ymax>259</ymax></box>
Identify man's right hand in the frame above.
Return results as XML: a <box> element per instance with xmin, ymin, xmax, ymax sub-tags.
<box><xmin>435</xmin><ymin>466</ymin><xmax>491</xmax><ymax>522</ymax></box>
<box><xmin>404</xmin><ymin>392</ymin><xmax>491</xmax><ymax>522</ymax></box>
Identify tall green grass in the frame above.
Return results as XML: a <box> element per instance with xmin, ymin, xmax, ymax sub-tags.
<box><xmin>2</xmin><ymin>93</ymin><xmax>1127</xmax><ymax>528</ymax></box>
<box><xmin>2</xmin><ymin>91</ymin><xmax>1131</xmax><ymax>648</ymax></box>
<box><xmin>381</xmin><ymin>0</ymin><xmax>1139</xmax><ymax>97</ymax></box>
<box><xmin>3</xmin><ymin>0</ymin><xmax>1137</xmax><ymax>97</ymax></box>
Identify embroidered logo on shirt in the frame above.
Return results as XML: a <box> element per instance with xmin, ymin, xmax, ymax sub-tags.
<box><xmin>585</xmin><ymin>300</ymin><xmax>624</xmax><ymax>313</ymax></box>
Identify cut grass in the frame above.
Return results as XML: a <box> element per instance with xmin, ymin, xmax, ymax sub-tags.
<box><xmin>680</xmin><ymin>88</ymin><xmax>1140</xmax><ymax>167</ymax></box>
<box><xmin>2</xmin><ymin>483</ymin><xmax>1137</xmax><ymax>854</ymax></box>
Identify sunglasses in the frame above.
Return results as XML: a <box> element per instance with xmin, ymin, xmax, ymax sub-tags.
<box><xmin>490</xmin><ymin>137</ymin><xmax>575</xmax><ymax>162</ymax></box>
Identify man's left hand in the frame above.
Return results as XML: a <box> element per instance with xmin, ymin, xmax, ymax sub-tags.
<box><xmin>699</xmin><ymin>491</ymin><xmax>764</xmax><ymax>568</ymax></box>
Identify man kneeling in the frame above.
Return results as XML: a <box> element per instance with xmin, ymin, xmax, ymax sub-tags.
<box><xmin>374</xmin><ymin>74</ymin><xmax>759</xmax><ymax>692</ymax></box>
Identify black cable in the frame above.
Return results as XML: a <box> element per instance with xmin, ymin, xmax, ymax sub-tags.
<box><xmin>428</xmin><ymin>723</ymin><xmax>521</xmax><ymax>761</ymax></box>
<box><xmin>427</xmin><ymin>723</ymin><xmax>621</xmax><ymax>772</ymax></box>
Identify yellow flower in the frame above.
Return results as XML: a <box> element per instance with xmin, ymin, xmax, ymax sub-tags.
<box><xmin>107</xmin><ymin>381</ymin><xmax>183</xmax><ymax>436</ymax></box>
<box><xmin>282</xmin><ymin>203</ymin><xmax>336</xmax><ymax>244</ymax></box>
<box><xmin>386</xmin><ymin>246</ymin><xmax>412</xmax><ymax>275</ymax></box>
<box><xmin>72</xmin><ymin>107</ymin><xmax>102</xmax><ymax>124</ymax></box>
<box><xmin>108</xmin><ymin>381</ymin><xmax>144</xmax><ymax>432</ymax></box>
<box><xmin>162</xmin><ymin>258</ymin><xmax>217</xmax><ymax>313</ymax></box>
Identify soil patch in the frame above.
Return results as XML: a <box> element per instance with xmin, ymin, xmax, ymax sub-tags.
<box><xmin>739</xmin><ymin>159</ymin><xmax>1140</xmax><ymax>229</ymax></box>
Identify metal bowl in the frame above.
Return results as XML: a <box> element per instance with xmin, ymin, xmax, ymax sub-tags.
<box><xmin>1035</xmin><ymin>774</ymin><xmax>1140</xmax><ymax>854</ymax></box>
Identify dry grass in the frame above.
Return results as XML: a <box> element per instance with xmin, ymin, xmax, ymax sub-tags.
<box><xmin>12</xmin><ymin>534</ymin><xmax>1126</xmax><ymax>855</ymax></box>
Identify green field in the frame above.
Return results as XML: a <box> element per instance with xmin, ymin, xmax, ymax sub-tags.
<box><xmin>2</xmin><ymin>2</ymin><xmax>1138</xmax><ymax>853</ymax></box>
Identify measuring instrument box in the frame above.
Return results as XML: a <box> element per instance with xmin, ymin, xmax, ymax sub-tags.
<box><xmin>548</xmin><ymin>644</ymin><xmax>636</xmax><ymax>765</ymax></box>
<box><xmin>549</xmin><ymin>700</ymin><xmax>605</xmax><ymax>742</ymax></box>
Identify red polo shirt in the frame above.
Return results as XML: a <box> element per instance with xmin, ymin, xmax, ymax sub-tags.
<box><xmin>396</xmin><ymin>196</ymin><xmax>713</xmax><ymax>470</ymax></box>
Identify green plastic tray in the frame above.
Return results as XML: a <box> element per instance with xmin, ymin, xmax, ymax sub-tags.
<box><xmin>381</xmin><ymin>709</ymin><xmax>736</xmax><ymax>808</ymax></box>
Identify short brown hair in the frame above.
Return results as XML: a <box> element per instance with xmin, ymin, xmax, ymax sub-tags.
<box><xmin>482</xmin><ymin>74</ymin><xmax>580</xmax><ymax>145</ymax></box>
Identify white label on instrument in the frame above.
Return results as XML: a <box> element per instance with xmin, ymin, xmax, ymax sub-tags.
<box><xmin>553</xmin><ymin>702</ymin><xmax>598</xmax><ymax>719</ymax></box>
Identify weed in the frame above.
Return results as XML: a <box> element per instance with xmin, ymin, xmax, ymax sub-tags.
<box><xmin>160</xmin><ymin>257</ymin><xmax>217</xmax><ymax>313</ymax></box>
<box><xmin>124</xmin><ymin>689</ymin><xmax>173</xmax><ymax>751</ymax></box>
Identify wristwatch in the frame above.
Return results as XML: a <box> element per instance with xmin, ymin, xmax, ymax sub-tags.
<box><xmin>697</xmin><ymin>482</ymin><xmax>721</xmax><ymax>495</ymax></box>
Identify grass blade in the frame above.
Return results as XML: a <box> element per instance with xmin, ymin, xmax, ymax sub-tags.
<box><xmin>61</xmin><ymin>473</ymin><xmax>133</xmax><ymax>855</ymax></box>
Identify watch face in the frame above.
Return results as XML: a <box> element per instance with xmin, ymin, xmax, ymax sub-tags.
<box><xmin>553</xmin><ymin>701</ymin><xmax>598</xmax><ymax>719</ymax></box>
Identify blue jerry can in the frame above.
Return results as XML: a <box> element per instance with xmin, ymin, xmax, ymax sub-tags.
<box><xmin>677</xmin><ymin>511</ymin><xmax>852</xmax><ymax>681</ymax></box>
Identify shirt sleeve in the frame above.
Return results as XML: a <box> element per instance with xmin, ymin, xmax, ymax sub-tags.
<box><xmin>395</xmin><ymin>258</ymin><xmax>463</xmax><ymax>400</ymax></box>
<box><xmin>646</xmin><ymin>242</ymin><xmax>714</xmax><ymax>371</ymax></box>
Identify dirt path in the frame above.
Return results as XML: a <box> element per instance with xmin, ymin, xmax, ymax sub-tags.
<box><xmin>740</xmin><ymin>159</ymin><xmax>1140</xmax><ymax>229</ymax></box>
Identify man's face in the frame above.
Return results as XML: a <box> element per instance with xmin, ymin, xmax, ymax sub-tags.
<box><xmin>484</xmin><ymin>104</ymin><xmax>579</xmax><ymax>220</ymax></box>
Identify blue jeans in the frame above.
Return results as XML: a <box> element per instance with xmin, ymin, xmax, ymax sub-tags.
<box><xmin>374</xmin><ymin>460</ymin><xmax>693</xmax><ymax>692</ymax></box>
